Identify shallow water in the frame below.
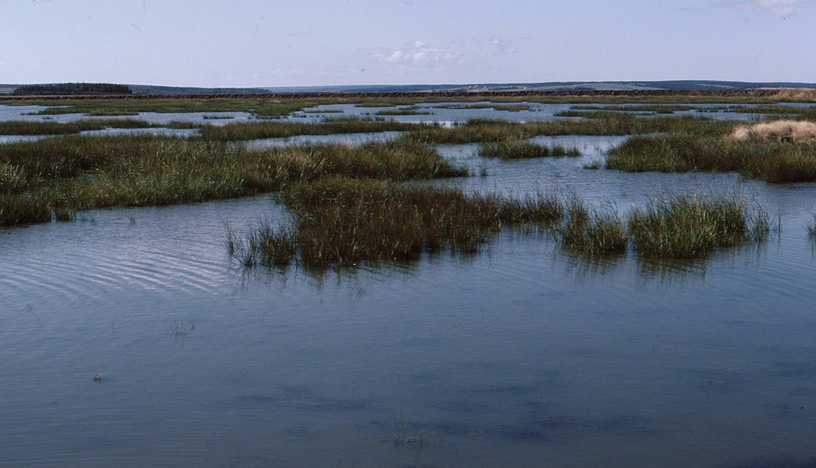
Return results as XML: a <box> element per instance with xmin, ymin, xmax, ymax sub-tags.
<box><xmin>2</xmin><ymin>107</ymin><xmax>816</xmax><ymax>467</ymax></box>
<box><xmin>242</xmin><ymin>131</ymin><xmax>404</xmax><ymax>150</ymax></box>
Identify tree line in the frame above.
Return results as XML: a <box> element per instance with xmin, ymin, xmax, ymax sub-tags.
<box><xmin>12</xmin><ymin>83</ymin><xmax>133</xmax><ymax>96</ymax></box>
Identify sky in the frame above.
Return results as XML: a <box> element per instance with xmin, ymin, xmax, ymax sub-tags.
<box><xmin>1</xmin><ymin>0</ymin><xmax>815</xmax><ymax>87</ymax></box>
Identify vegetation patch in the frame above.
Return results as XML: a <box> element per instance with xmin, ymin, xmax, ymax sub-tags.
<box><xmin>0</xmin><ymin>136</ymin><xmax>464</xmax><ymax>227</ymax></box>
<box><xmin>229</xmin><ymin>177</ymin><xmax>564</xmax><ymax>270</ymax></box>
<box><xmin>606</xmin><ymin>130</ymin><xmax>816</xmax><ymax>183</ymax></box>
<box><xmin>558</xmin><ymin>200</ymin><xmax>628</xmax><ymax>256</ymax></box>
<box><xmin>629</xmin><ymin>193</ymin><xmax>769</xmax><ymax>258</ymax></box>
<box><xmin>731</xmin><ymin>119</ymin><xmax>816</xmax><ymax>144</ymax></box>
<box><xmin>479</xmin><ymin>140</ymin><xmax>580</xmax><ymax>159</ymax></box>
<box><xmin>199</xmin><ymin>118</ymin><xmax>420</xmax><ymax>141</ymax></box>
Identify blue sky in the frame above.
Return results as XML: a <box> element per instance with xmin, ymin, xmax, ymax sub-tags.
<box><xmin>1</xmin><ymin>0</ymin><xmax>815</xmax><ymax>87</ymax></box>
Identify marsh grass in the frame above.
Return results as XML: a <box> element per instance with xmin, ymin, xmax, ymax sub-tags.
<box><xmin>0</xmin><ymin>119</ymin><xmax>160</xmax><ymax>135</ymax></box>
<box><xmin>405</xmin><ymin>114</ymin><xmax>721</xmax><ymax>144</ymax></box>
<box><xmin>0</xmin><ymin>136</ymin><xmax>464</xmax><ymax>226</ymax></box>
<box><xmin>199</xmin><ymin>118</ymin><xmax>421</xmax><ymax>140</ymax></box>
<box><xmin>629</xmin><ymin>193</ymin><xmax>769</xmax><ymax>258</ymax></box>
<box><xmin>606</xmin><ymin>131</ymin><xmax>816</xmax><ymax>182</ymax></box>
<box><xmin>233</xmin><ymin>178</ymin><xmax>564</xmax><ymax>270</ymax></box>
<box><xmin>558</xmin><ymin>200</ymin><xmax>628</xmax><ymax>256</ymax></box>
<box><xmin>479</xmin><ymin>140</ymin><xmax>581</xmax><ymax>159</ymax></box>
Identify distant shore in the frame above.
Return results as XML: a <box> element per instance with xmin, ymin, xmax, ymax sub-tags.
<box><xmin>0</xmin><ymin>89</ymin><xmax>801</xmax><ymax>101</ymax></box>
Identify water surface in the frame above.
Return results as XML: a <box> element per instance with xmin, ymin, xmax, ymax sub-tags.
<box><xmin>2</xmin><ymin>106</ymin><xmax>816</xmax><ymax>467</ymax></box>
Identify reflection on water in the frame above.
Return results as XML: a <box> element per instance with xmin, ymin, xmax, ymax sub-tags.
<box><xmin>242</xmin><ymin>131</ymin><xmax>404</xmax><ymax>150</ymax></box>
<box><xmin>1</xmin><ymin>106</ymin><xmax>816</xmax><ymax>467</ymax></box>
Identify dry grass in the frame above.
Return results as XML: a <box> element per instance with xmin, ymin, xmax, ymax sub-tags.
<box><xmin>731</xmin><ymin>120</ymin><xmax>816</xmax><ymax>144</ymax></box>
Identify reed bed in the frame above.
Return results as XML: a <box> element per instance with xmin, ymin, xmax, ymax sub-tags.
<box><xmin>629</xmin><ymin>193</ymin><xmax>769</xmax><ymax>258</ymax></box>
<box><xmin>199</xmin><ymin>118</ymin><xmax>421</xmax><ymax>141</ymax></box>
<box><xmin>0</xmin><ymin>136</ymin><xmax>464</xmax><ymax>226</ymax></box>
<box><xmin>606</xmin><ymin>132</ymin><xmax>816</xmax><ymax>183</ymax></box>
<box><xmin>479</xmin><ymin>140</ymin><xmax>580</xmax><ymax>159</ymax></box>
<box><xmin>231</xmin><ymin>177</ymin><xmax>565</xmax><ymax>269</ymax></box>
<box><xmin>0</xmin><ymin>119</ymin><xmax>161</xmax><ymax>135</ymax></box>
<box><xmin>405</xmin><ymin>114</ymin><xmax>723</xmax><ymax>144</ymax></box>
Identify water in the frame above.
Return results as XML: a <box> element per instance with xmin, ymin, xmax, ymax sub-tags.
<box><xmin>243</xmin><ymin>131</ymin><xmax>404</xmax><ymax>150</ymax></box>
<box><xmin>2</xmin><ymin>107</ymin><xmax>816</xmax><ymax>467</ymax></box>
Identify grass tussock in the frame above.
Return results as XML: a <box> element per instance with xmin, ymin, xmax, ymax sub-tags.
<box><xmin>731</xmin><ymin>120</ymin><xmax>816</xmax><ymax>144</ymax></box>
<box><xmin>629</xmin><ymin>193</ymin><xmax>769</xmax><ymax>258</ymax></box>
<box><xmin>479</xmin><ymin>140</ymin><xmax>581</xmax><ymax>159</ymax></box>
<box><xmin>558</xmin><ymin>200</ymin><xmax>628</xmax><ymax>256</ymax></box>
<box><xmin>232</xmin><ymin>178</ymin><xmax>564</xmax><ymax>270</ymax></box>
<box><xmin>0</xmin><ymin>136</ymin><xmax>464</xmax><ymax>227</ymax></box>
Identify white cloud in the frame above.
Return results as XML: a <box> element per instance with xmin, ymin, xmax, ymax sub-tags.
<box><xmin>727</xmin><ymin>0</ymin><xmax>813</xmax><ymax>16</ymax></box>
<box><xmin>374</xmin><ymin>41</ymin><xmax>465</xmax><ymax>72</ymax></box>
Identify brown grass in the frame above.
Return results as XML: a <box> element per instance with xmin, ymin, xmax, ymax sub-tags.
<box><xmin>731</xmin><ymin>120</ymin><xmax>816</xmax><ymax>143</ymax></box>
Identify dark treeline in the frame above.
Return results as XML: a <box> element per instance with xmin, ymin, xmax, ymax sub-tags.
<box><xmin>12</xmin><ymin>83</ymin><xmax>133</xmax><ymax>96</ymax></box>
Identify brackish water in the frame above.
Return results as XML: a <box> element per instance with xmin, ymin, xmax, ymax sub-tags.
<box><xmin>2</xmin><ymin>106</ymin><xmax>816</xmax><ymax>467</ymax></box>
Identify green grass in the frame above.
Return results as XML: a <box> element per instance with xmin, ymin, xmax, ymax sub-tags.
<box><xmin>558</xmin><ymin>200</ymin><xmax>628</xmax><ymax>256</ymax></box>
<box><xmin>629</xmin><ymin>193</ymin><xmax>769</xmax><ymax>258</ymax></box>
<box><xmin>231</xmin><ymin>177</ymin><xmax>564</xmax><ymax>270</ymax></box>
<box><xmin>606</xmin><ymin>132</ymin><xmax>816</xmax><ymax>182</ymax></box>
<box><xmin>479</xmin><ymin>140</ymin><xmax>581</xmax><ymax>159</ymax></box>
<box><xmin>199</xmin><ymin>118</ymin><xmax>421</xmax><ymax>141</ymax></box>
<box><xmin>0</xmin><ymin>136</ymin><xmax>465</xmax><ymax>227</ymax></box>
<box><xmin>404</xmin><ymin>114</ymin><xmax>725</xmax><ymax>144</ymax></box>
<box><xmin>0</xmin><ymin>119</ymin><xmax>162</xmax><ymax>135</ymax></box>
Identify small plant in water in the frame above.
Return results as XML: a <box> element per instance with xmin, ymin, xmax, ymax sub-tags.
<box><xmin>165</xmin><ymin>320</ymin><xmax>193</xmax><ymax>338</ymax></box>
<box><xmin>93</xmin><ymin>373</ymin><xmax>102</xmax><ymax>382</ymax></box>
<box><xmin>389</xmin><ymin>419</ymin><xmax>428</xmax><ymax>450</ymax></box>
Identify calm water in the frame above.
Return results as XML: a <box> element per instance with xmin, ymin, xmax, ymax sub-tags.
<box><xmin>2</xmin><ymin>107</ymin><xmax>816</xmax><ymax>467</ymax></box>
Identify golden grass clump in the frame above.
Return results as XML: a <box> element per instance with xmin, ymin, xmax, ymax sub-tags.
<box><xmin>731</xmin><ymin>120</ymin><xmax>816</xmax><ymax>144</ymax></box>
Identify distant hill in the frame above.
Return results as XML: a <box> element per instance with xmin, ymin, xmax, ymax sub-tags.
<box><xmin>1</xmin><ymin>80</ymin><xmax>814</xmax><ymax>96</ymax></box>
<box><xmin>263</xmin><ymin>81</ymin><xmax>816</xmax><ymax>94</ymax></box>
<box><xmin>12</xmin><ymin>83</ymin><xmax>132</xmax><ymax>96</ymax></box>
<box><xmin>127</xmin><ymin>84</ymin><xmax>270</xmax><ymax>95</ymax></box>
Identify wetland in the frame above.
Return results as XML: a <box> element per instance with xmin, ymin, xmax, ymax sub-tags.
<box><xmin>2</xmin><ymin>94</ymin><xmax>816</xmax><ymax>467</ymax></box>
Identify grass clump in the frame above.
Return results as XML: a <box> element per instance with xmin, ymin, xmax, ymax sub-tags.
<box><xmin>479</xmin><ymin>140</ymin><xmax>580</xmax><ymax>159</ymax></box>
<box><xmin>629</xmin><ymin>193</ymin><xmax>769</xmax><ymax>258</ymax></box>
<box><xmin>233</xmin><ymin>178</ymin><xmax>564</xmax><ymax>270</ymax></box>
<box><xmin>731</xmin><ymin>119</ymin><xmax>816</xmax><ymax>144</ymax></box>
<box><xmin>558</xmin><ymin>200</ymin><xmax>628</xmax><ymax>256</ymax></box>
